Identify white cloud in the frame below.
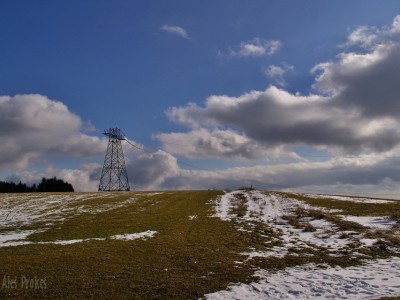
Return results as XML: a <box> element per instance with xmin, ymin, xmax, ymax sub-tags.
<box><xmin>156</xmin><ymin>150</ymin><xmax>400</xmax><ymax>198</ymax></box>
<box><xmin>0</xmin><ymin>94</ymin><xmax>107</xmax><ymax>171</ymax></box>
<box><xmin>78</xmin><ymin>15</ymin><xmax>400</xmax><ymax>195</ymax></box>
<box><xmin>10</xmin><ymin>146</ymin><xmax>400</xmax><ymax>197</ymax></box>
<box><xmin>126</xmin><ymin>150</ymin><xmax>180</xmax><ymax>190</ymax></box>
<box><xmin>346</xmin><ymin>26</ymin><xmax>379</xmax><ymax>49</ymax></box>
<box><xmin>391</xmin><ymin>15</ymin><xmax>400</xmax><ymax>33</ymax></box>
<box><xmin>164</xmin><ymin>15</ymin><xmax>400</xmax><ymax>156</ymax></box>
<box><xmin>224</xmin><ymin>38</ymin><xmax>281</xmax><ymax>58</ymax></box>
<box><xmin>157</xmin><ymin>127</ymin><xmax>307</xmax><ymax>161</ymax></box>
<box><xmin>344</xmin><ymin>15</ymin><xmax>400</xmax><ymax>49</ymax></box>
<box><xmin>264</xmin><ymin>63</ymin><xmax>294</xmax><ymax>86</ymax></box>
<box><xmin>0</xmin><ymin>97</ymin><xmax>180</xmax><ymax>191</ymax></box>
<box><xmin>9</xmin><ymin>163</ymin><xmax>101</xmax><ymax>192</ymax></box>
<box><xmin>156</xmin><ymin>128</ymin><xmax>296</xmax><ymax>160</ymax></box>
<box><xmin>160</xmin><ymin>25</ymin><xmax>189</xmax><ymax>39</ymax></box>
<box><xmin>142</xmin><ymin>15</ymin><xmax>400</xmax><ymax>195</ymax></box>
<box><xmin>10</xmin><ymin>150</ymin><xmax>181</xmax><ymax>191</ymax></box>
<box><xmin>7</xmin><ymin>16</ymin><xmax>400</xmax><ymax>196</ymax></box>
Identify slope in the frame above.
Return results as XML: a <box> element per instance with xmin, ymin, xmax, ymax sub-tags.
<box><xmin>0</xmin><ymin>190</ymin><xmax>399</xmax><ymax>299</ymax></box>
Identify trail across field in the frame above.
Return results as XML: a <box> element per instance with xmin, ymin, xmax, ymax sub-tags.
<box><xmin>208</xmin><ymin>190</ymin><xmax>400</xmax><ymax>299</ymax></box>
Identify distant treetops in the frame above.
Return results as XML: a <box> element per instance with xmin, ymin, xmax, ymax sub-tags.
<box><xmin>0</xmin><ymin>177</ymin><xmax>74</xmax><ymax>193</ymax></box>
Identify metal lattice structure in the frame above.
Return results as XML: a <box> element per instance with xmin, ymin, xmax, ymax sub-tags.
<box><xmin>98</xmin><ymin>128</ymin><xmax>130</xmax><ymax>191</ymax></box>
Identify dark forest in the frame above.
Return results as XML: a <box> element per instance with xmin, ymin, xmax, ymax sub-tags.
<box><xmin>0</xmin><ymin>177</ymin><xmax>74</xmax><ymax>193</ymax></box>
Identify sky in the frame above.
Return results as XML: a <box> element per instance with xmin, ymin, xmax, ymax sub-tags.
<box><xmin>2</xmin><ymin>1</ymin><xmax>400</xmax><ymax>196</ymax></box>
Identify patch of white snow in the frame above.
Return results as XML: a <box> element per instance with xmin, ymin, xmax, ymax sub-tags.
<box><xmin>111</xmin><ymin>230</ymin><xmax>157</xmax><ymax>241</ymax></box>
<box><xmin>344</xmin><ymin>216</ymin><xmax>396</xmax><ymax>229</ymax></box>
<box><xmin>206</xmin><ymin>257</ymin><xmax>400</xmax><ymax>299</ymax></box>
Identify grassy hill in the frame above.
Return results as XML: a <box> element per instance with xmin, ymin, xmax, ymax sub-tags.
<box><xmin>0</xmin><ymin>190</ymin><xmax>399</xmax><ymax>299</ymax></box>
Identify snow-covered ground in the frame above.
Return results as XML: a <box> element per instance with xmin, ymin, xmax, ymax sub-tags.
<box><xmin>1</xmin><ymin>190</ymin><xmax>399</xmax><ymax>298</ymax></box>
<box><xmin>0</xmin><ymin>193</ymin><xmax>157</xmax><ymax>247</ymax></box>
<box><xmin>206</xmin><ymin>256</ymin><xmax>400</xmax><ymax>299</ymax></box>
<box><xmin>343</xmin><ymin>216</ymin><xmax>397</xmax><ymax>229</ymax></box>
<box><xmin>302</xmin><ymin>193</ymin><xmax>395</xmax><ymax>204</ymax></box>
<box><xmin>214</xmin><ymin>190</ymin><xmax>382</xmax><ymax>258</ymax></box>
<box><xmin>0</xmin><ymin>192</ymin><xmax>135</xmax><ymax>229</ymax></box>
<box><xmin>210</xmin><ymin>190</ymin><xmax>400</xmax><ymax>299</ymax></box>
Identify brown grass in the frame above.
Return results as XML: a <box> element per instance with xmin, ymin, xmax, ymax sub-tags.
<box><xmin>0</xmin><ymin>190</ymin><xmax>399</xmax><ymax>299</ymax></box>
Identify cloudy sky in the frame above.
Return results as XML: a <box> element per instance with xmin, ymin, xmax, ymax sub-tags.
<box><xmin>2</xmin><ymin>1</ymin><xmax>400</xmax><ymax>197</ymax></box>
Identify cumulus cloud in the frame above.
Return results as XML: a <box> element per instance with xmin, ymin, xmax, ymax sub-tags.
<box><xmin>7</xmin><ymin>16</ymin><xmax>400</xmax><ymax>196</ymax></box>
<box><xmin>0</xmin><ymin>94</ymin><xmax>107</xmax><ymax>171</ymax></box>
<box><xmin>344</xmin><ymin>16</ymin><xmax>400</xmax><ymax>49</ymax></box>
<box><xmin>155</xmin><ymin>128</ymin><xmax>298</xmax><ymax>160</ymax></box>
<box><xmin>111</xmin><ymin>148</ymin><xmax>390</xmax><ymax>198</ymax></box>
<box><xmin>154</xmin><ymin>150</ymin><xmax>400</xmax><ymax>198</ymax></box>
<box><xmin>313</xmin><ymin>44</ymin><xmax>400</xmax><ymax>118</ymax></box>
<box><xmin>10</xmin><ymin>150</ymin><xmax>180</xmax><ymax>191</ymax></box>
<box><xmin>264</xmin><ymin>63</ymin><xmax>294</xmax><ymax>86</ymax></box>
<box><xmin>140</xmin><ymin>15</ymin><xmax>400</xmax><ymax>195</ymax></box>
<box><xmin>9</xmin><ymin>163</ymin><xmax>101</xmax><ymax>192</ymax></box>
<box><xmin>127</xmin><ymin>151</ymin><xmax>180</xmax><ymax>190</ymax></box>
<box><xmin>346</xmin><ymin>26</ymin><xmax>379</xmax><ymax>49</ymax></box>
<box><xmin>9</xmin><ymin>150</ymin><xmax>180</xmax><ymax>191</ymax></box>
<box><xmin>10</xmin><ymin>146</ymin><xmax>400</xmax><ymax>197</ymax></box>
<box><xmin>160</xmin><ymin>24</ymin><xmax>190</xmax><ymax>39</ymax></box>
<box><xmin>163</xmin><ymin>15</ymin><xmax>400</xmax><ymax>156</ymax></box>
<box><xmin>2</xmin><ymin>101</ymin><xmax>180</xmax><ymax>191</ymax></box>
<box><xmin>223</xmin><ymin>38</ymin><xmax>281</xmax><ymax>58</ymax></box>
<box><xmin>168</xmin><ymin>86</ymin><xmax>400</xmax><ymax>153</ymax></box>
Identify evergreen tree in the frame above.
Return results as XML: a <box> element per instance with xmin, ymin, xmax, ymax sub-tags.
<box><xmin>37</xmin><ymin>177</ymin><xmax>74</xmax><ymax>192</ymax></box>
<box><xmin>0</xmin><ymin>177</ymin><xmax>74</xmax><ymax>193</ymax></box>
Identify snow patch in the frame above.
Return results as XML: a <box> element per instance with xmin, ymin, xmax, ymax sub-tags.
<box><xmin>111</xmin><ymin>230</ymin><xmax>157</xmax><ymax>241</ymax></box>
<box><xmin>344</xmin><ymin>216</ymin><xmax>396</xmax><ymax>229</ymax></box>
<box><xmin>214</xmin><ymin>192</ymin><xmax>236</xmax><ymax>220</ymax></box>
<box><xmin>303</xmin><ymin>194</ymin><xmax>394</xmax><ymax>204</ymax></box>
<box><xmin>0</xmin><ymin>193</ymin><xmax>136</xmax><ymax>229</ymax></box>
<box><xmin>211</xmin><ymin>190</ymin><xmax>400</xmax><ymax>299</ymax></box>
<box><xmin>206</xmin><ymin>257</ymin><xmax>400</xmax><ymax>299</ymax></box>
<box><xmin>0</xmin><ymin>230</ymin><xmax>157</xmax><ymax>247</ymax></box>
<box><xmin>44</xmin><ymin>238</ymin><xmax>106</xmax><ymax>245</ymax></box>
<box><xmin>214</xmin><ymin>190</ymin><xmax>357</xmax><ymax>257</ymax></box>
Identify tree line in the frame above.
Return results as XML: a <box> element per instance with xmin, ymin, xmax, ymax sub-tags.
<box><xmin>0</xmin><ymin>177</ymin><xmax>74</xmax><ymax>193</ymax></box>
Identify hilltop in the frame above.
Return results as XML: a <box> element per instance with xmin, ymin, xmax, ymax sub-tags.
<box><xmin>0</xmin><ymin>190</ymin><xmax>399</xmax><ymax>299</ymax></box>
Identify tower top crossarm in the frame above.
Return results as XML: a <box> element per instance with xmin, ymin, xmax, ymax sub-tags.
<box><xmin>103</xmin><ymin>128</ymin><xmax>126</xmax><ymax>140</ymax></box>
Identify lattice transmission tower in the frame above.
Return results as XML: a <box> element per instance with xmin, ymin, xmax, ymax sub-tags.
<box><xmin>98</xmin><ymin>128</ymin><xmax>130</xmax><ymax>191</ymax></box>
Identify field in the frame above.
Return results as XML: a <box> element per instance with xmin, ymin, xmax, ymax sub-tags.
<box><xmin>0</xmin><ymin>190</ymin><xmax>400</xmax><ymax>299</ymax></box>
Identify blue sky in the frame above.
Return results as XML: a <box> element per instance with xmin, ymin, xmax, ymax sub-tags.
<box><xmin>2</xmin><ymin>1</ymin><xmax>400</xmax><ymax>195</ymax></box>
